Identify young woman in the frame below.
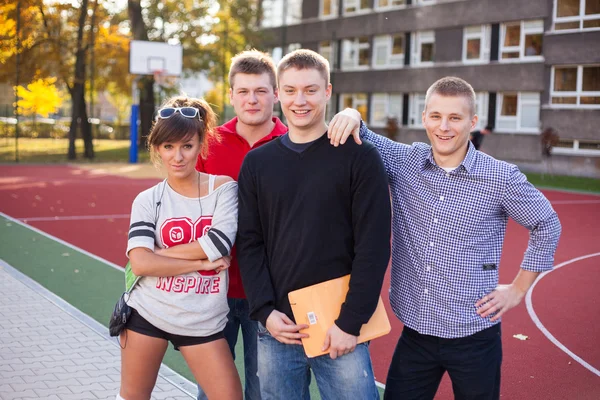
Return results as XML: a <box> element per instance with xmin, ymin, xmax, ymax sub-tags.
<box><xmin>118</xmin><ymin>96</ymin><xmax>242</xmax><ymax>400</ymax></box>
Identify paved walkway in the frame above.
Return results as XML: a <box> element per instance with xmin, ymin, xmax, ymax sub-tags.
<box><xmin>0</xmin><ymin>260</ymin><xmax>196</xmax><ymax>400</ymax></box>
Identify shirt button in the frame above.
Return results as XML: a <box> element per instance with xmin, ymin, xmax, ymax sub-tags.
<box><xmin>440</xmin><ymin>196</ymin><xmax>445</xmax><ymax>201</ymax></box>
<box><xmin>424</xmin><ymin>289</ymin><xmax>429</xmax><ymax>294</ymax></box>
<box><xmin>429</xmin><ymin>242</ymin><xmax>434</xmax><ymax>247</ymax></box>
<box><xmin>426</xmin><ymin>266</ymin><xmax>431</xmax><ymax>271</ymax></box>
<box><xmin>445</xmin><ymin>173</ymin><xmax>450</xmax><ymax>178</ymax></box>
<box><xmin>433</xmin><ymin>218</ymin><xmax>439</xmax><ymax>223</ymax></box>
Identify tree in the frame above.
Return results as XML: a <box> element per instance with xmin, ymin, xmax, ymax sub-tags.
<box><xmin>16</xmin><ymin>77</ymin><xmax>65</xmax><ymax>118</ymax></box>
<box><xmin>126</xmin><ymin>0</ymin><xmax>264</xmax><ymax>148</ymax></box>
<box><xmin>0</xmin><ymin>0</ymin><xmax>130</xmax><ymax>159</ymax></box>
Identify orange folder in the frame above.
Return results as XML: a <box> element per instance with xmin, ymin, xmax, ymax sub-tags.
<box><xmin>288</xmin><ymin>274</ymin><xmax>391</xmax><ymax>358</ymax></box>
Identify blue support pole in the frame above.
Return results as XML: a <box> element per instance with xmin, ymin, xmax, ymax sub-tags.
<box><xmin>129</xmin><ymin>104</ymin><xmax>139</xmax><ymax>163</ymax></box>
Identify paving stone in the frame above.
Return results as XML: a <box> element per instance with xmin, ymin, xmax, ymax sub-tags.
<box><xmin>0</xmin><ymin>265</ymin><xmax>195</xmax><ymax>399</ymax></box>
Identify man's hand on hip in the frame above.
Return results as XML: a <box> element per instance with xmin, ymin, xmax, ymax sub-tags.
<box><xmin>322</xmin><ymin>323</ymin><xmax>358</xmax><ymax>359</ymax></box>
<box><xmin>266</xmin><ymin>310</ymin><xmax>309</xmax><ymax>345</ymax></box>
<box><xmin>475</xmin><ymin>283</ymin><xmax>525</xmax><ymax>322</ymax></box>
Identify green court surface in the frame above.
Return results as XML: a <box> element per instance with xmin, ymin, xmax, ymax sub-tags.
<box><xmin>0</xmin><ymin>214</ymin><xmax>384</xmax><ymax>398</ymax></box>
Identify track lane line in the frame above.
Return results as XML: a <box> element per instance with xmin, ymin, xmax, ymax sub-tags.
<box><xmin>525</xmin><ymin>252</ymin><xmax>600</xmax><ymax>377</ymax></box>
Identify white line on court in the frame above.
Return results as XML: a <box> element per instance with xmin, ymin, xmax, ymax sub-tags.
<box><xmin>525</xmin><ymin>252</ymin><xmax>600</xmax><ymax>377</ymax></box>
<box><xmin>0</xmin><ymin>211</ymin><xmax>123</xmax><ymax>272</ymax></box>
<box><xmin>550</xmin><ymin>200</ymin><xmax>600</xmax><ymax>205</ymax></box>
<box><xmin>19</xmin><ymin>214</ymin><xmax>130</xmax><ymax>222</ymax></box>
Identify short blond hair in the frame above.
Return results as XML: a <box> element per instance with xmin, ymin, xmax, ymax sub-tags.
<box><xmin>277</xmin><ymin>49</ymin><xmax>330</xmax><ymax>87</ymax></box>
<box><xmin>425</xmin><ymin>76</ymin><xmax>476</xmax><ymax>116</ymax></box>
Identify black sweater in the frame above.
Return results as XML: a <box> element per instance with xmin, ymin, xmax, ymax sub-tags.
<box><xmin>236</xmin><ymin>133</ymin><xmax>391</xmax><ymax>336</ymax></box>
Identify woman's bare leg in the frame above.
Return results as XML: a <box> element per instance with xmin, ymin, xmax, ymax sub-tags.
<box><xmin>180</xmin><ymin>338</ymin><xmax>242</xmax><ymax>400</ymax></box>
<box><xmin>119</xmin><ymin>330</ymin><xmax>168</xmax><ymax>400</ymax></box>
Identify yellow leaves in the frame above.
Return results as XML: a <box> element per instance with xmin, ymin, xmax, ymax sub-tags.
<box><xmin>15</xmin><ymin>78</ymin><xmax>65</xmax><ymax>118</ymax></box>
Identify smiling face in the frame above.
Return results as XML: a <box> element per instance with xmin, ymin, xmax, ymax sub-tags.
<box><xmin>422</xmin><ymin>93</ymin><xmax>478</xmax><ymax>168</ymax></box>
<box><xmin>155</xmin><ymin>132</ymin><xmax>202</xmax><ymax>180</ymax></box>
<box><xmin>278</xmin><ymin>67</ymin><xmax>331</xmax><ymax>135</ymax></box>
<box><xmin>229</xmin><ymin>72</ymin><xmax>278</xmax><ymax>128</ymax></box>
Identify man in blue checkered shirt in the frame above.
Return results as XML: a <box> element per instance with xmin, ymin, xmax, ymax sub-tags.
<box><xmin>328</xmin><ymin>76</ymin><xmax>561</xmax><ymax>400</ymax></box>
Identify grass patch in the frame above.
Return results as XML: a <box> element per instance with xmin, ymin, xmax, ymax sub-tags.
<box><xmin>0</xmin><ymin>138</ymin><xmax>149</xmax><ymax>163</ymax></box>
<box><xmin>526</xmin><ymin>172</ymin><xmax>600</xmax><ymax>194</ymax></box>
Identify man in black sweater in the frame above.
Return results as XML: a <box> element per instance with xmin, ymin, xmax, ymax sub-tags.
<box><xmin>236</xmin><ymin>49</ymin><xmax>391</xmax><ymax>399</ymax></box>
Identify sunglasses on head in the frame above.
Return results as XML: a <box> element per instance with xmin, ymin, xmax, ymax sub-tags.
<box><xmin>156</xmin><ymin>107</ymin><xmax>202</xmax><ymax>120</ymax></box>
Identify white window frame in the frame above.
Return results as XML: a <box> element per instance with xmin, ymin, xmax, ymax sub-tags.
<box><xmin>261</xmin><ymin>0</ymin><xmax>283</xmax><ymax>28</ymax></box>
<box><xmin>343</xmin><ymin>0</ymin><xmax>371</xmax><ymax>15</ymax></box>
<box><xmin>474</xmin><ymin>92</ymin><xmax>489</xmax><ymax>130</ymax></box>
<box><xmin>339</xmin><ymin>93</ymin><xmax>368</xmax><ymax>121</ymax></box>
<box><xmin>411</xmin><ymin>31</ymin><xmax>435</xmax><ymax>66</ymax></box>
<box><xmin>552</xmin><ymin>139</ymin><xmax>600</xmax><ymax>156</ymax></box>
<box><xmin>553</xmin><ymin>0</ymin><xmax>600</xmax><ymax>32</ymax></box>
<box><xmin>320</xmin><ymin>0</ymin><xmax>339</xmax><ymax>19</ymax></box>
<box><xmin>341</xmin><ymin>37</ymin><xmax>371</xmax><ymax>71</ymax></box>
<box><xmin>408</xmin><ymin>93</ymin><xmax>427</xmax><ymax>127</ymax></box>
<box><xmin>287</xmin><ymin>43</ymin><xmax>301</xmax><ymax>54</ymax></box>
<box><xmin>370</xmin><ymin>93</ymin><xmax>403</xmax><ymax>127</ymax></box>
<box><xmin>372</xmin><ymin>35</ymin><xmax>405</xmax><ymax>69</ymax></box>
<box><xmin>462</xmin><ymin>25</ymin><xmax>491</xmax><ymax>64</ymax></box>
<box><xmin>495</xmin><ymin>92</ymin><xmax>541</xmax><ymax>134</ymax></box>
<box><xmin>319</xmin><ymin>41</ymin><xmax>338</xmax><ymax>70</ymax></box>
<box><xmin>499</xmin><ymin>20</ymin><xmax>544</xmax><ymax>62</ymax></box>
<box><xmin>374</xmin><ymin>0</ymin><xmax>407</xmax><ymax>12</ymax></box>
<box><xmin>550</xmin><ymin>65</ymin><xmax>600</xmax><ymax>109</ymax></box>
<box><xmin>286</xmin><ymin>0</ymin><xmax>303</xmax><ymax>25</ymax></box>
<box><xmin>415</xmin><ymin>0</ymin><xmax>437</xmax><ymax>5</ymax></box>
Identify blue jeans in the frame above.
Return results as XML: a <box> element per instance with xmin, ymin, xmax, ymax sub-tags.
<box><xmin>197</xmin><ymin>298</ymin><xmax>260</xmax><ymax>400</ymax></box>
<box><xmin>257</xmin><ymin>322</ymin><xmax>379</xmax><ymax>400</ymax></box>
<box><xmin>384</xmin><ymin>324</ymin><xmax>502</xmax><ymax>400</ymax></box>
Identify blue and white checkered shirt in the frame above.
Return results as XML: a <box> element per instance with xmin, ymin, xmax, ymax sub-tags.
<box><xmin>360</xmin><ymin>125</ymin><xmax>561</xmax><ymax>338</ymax></box>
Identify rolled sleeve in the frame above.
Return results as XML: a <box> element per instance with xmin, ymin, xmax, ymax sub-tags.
<box><xmin>502</xmin><ymin>166</ymin><xmax>562</xmax><ymax>272</ymax></box>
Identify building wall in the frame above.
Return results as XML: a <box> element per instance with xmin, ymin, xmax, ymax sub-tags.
<box><xmin>261</xmin><ymin>0</ymin><xmax>600</xmax><ymax>176</ymax></box>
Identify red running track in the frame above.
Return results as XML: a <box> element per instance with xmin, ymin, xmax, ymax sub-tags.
<box><xmin>1</xmin><ymin>165</ymin><xmax>599</xmax><ymax>399</ymax></box>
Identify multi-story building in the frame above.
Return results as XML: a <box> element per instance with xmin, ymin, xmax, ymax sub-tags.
<box><xmin>259</xmin><ymin>0</ymin><xmax>600</xmax><ymax>177</ymax></box>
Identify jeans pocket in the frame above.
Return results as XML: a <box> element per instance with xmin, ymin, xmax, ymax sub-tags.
<box><xmin>257</xmin><ymin>321</ymin><xmax>271</xmax><ymax>338</ymax></box>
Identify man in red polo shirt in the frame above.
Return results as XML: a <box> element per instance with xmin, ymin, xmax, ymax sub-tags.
<box><xmin>195</xmin><ymin>50</ymin><xmax>360</xmax><ymax>400</ymax></box>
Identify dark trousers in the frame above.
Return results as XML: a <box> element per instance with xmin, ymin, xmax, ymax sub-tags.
<box><xmin>384</xmin><ymin>324</ymin><xmax>502</xmax><ymax>400</ymax></box>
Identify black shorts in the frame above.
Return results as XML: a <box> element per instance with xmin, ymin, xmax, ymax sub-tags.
<box><xmin>126</xmin><ymin>308</ymin><xmax>224</xmax><ymax>351</ymax></box>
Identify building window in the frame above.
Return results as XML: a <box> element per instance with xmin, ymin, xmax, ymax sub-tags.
<box><xmin>371</xmin><ymin>93</ymin><xmax>403</xmax><ymax>127</ymax></box>
<box><xmin>411</xmin><ymin>31</ymin><xmax>435</xmax><ymax>66</ymax></box>
<box><xmin>373</xmin><ymin>35</ymin><xmax>404</xmax><ymax>68</ymax></box>
<box><xmin>287</xmin><ymin>43</ymin><xmax>301</xmax><ymax>53</ymax></box>
<box><xmin>271</xmin><ymin>47</ymin><xmax>283</xmax><ymax>64</ymax></box>
<box><xmin>500</xmin><ymin>20</ymin><xmax>543</xmax><ymax>61</ymax></box>
<box><xmin>341</xmin><ymin>37</ymin><xmax>371</xmax><ymax>70</ymax></box>
<box><xmin>409</xmin><ymin>93</ymin><xmax>427</xmax><ymax>126</ymax></box>
<box><xmin>462</xmin><ymin>25</ymin><xmax>491</xmax><ymax>63</ymax></box>
<box><xmin>554</xmin><ymin>0</ymin><xmax>600</xmax><ymax>31</ymax></box>
<box><xmin>496</xmin><ymin>92</ymin><xmax>540</xmax><ymax>133</ymax></box>
<box><xmin>261</xmin><ymin>0</ymin><xmax>302</xmax><ymax>27</ymax></box>
<box><xmin>340</xmin><ymin>94</ymin><xmax>368</xmax><ymax>120</ymax></box>
<box><xmin>375</xmin><ymin>0</ymin><xmax>406</xmax><ymax>11</ymax></box>
<box><xmin>344</xmin><ymin>0</ymin><xmax>370</xmax><ymax>14</ymax></box>
<box><xmin>320</xmin><ymin>0</ymin><xmax>339</xmax><ymax>18</ymax></box>
<box><xmin>552</xmin><ymin>139</ymin><xmax>600</xmax><ymax>156</ymax></box>
<box><xmin>319</xmin><ymin>41</ymin><xmax>338</xmax><ymax>70</ymax></box>
<box><xmin>475</xmin><ymin>92</ymin><xmax>489</xmax><ymax>130</ymax></box>
<box><xmin>551</xmin><ymin>65</ymin><xmax>600</xmax><ymax>108</ymax></box>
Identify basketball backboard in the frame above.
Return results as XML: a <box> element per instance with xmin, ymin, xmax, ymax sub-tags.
<box><xmin>129</xmin><ymin>40</ymin><xmax>183</xmax><ymax>76</ymax></box>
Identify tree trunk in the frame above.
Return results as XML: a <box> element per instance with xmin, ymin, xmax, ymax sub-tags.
<box><xmin>128</xmin><ymin>0</ymin><xmax>154</xmax><ymax>152</ymax></box>
<box><xmin>68</xmin><ymin>0</ymin><xmax>93</xmax><ymax>160</ymax></box>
